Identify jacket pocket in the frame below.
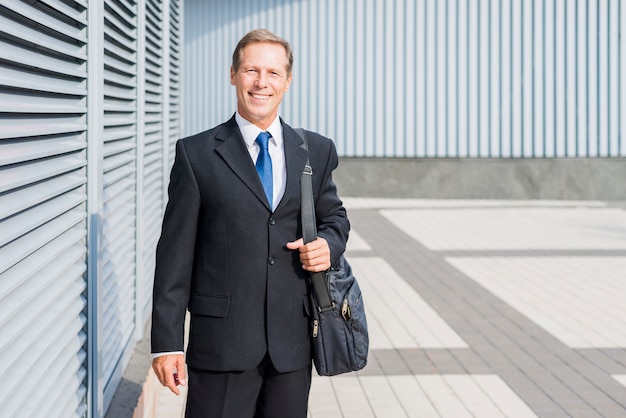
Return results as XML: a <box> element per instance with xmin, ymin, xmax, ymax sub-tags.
<box><xmin>188</xmin><ymin>293</ymin><xmax>231</xmax><ymax>318</ymax></box>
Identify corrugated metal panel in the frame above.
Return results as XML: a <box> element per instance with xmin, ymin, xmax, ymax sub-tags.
<box><xmin>101</xmin><ymin>0</ymin><xmax>137</xmax><ymax>408</ymax></box>
<box><xmin>140</xmin><ymin>0</ymin><xmax>164</xmax><ymax>322</ymax></box>
<box><xmin>0</xmin><ymin>1</ymin><xmax>88</xmax><ymax>417</ymax></box>
<box><xmin>183</xmin><ymin>0</ymin><xmax>625</xmax><ymax>158</ymax></box>
<box><xmin>168</xmin><ymin>0</ymin><xmax>182</xmax><ymax>165</ymax></box>
<box><xmin>2</xmin><ymin>0</ymin><xmax>183</xmax><ymax>416</ymax></box>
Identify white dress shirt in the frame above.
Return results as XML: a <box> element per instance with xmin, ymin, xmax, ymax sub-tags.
<box><xmin>236</xmin><ymin>112</ymin><xmax>287</xmax><ymax>210</ymax></box>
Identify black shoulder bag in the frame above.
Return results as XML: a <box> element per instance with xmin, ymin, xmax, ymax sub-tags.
<box><xmin>296</xmin><ymin>128</ymin><xmax>369</xmax><ymax>376</ymax></box>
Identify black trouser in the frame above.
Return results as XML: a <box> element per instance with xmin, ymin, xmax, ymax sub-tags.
<box><xmin>185</xmin><ymin>355</ymin><xmax>312</xmax><ymax>418</ymax></box>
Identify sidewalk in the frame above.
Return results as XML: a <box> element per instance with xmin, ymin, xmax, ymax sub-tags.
<box><xmin>150</xmin><ymin>199</ymin><xmax>626</xmax><ymax>417</ymax></box>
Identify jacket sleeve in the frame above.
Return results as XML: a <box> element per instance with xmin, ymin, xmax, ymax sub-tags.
<box><xmin>151</xmin><ymin>139</ymin><xmax>200</xmax><ymax>353</ymax></box>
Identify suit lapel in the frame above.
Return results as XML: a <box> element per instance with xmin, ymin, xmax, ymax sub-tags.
<box><xmin>214</xmin><ymin>117</ymin><xmax>309</xmax><ymax>212</ymax></box>
<box><xmin>214</xmin><ymin>117</ymin><xmax>270</xmax><ymax>209</ymax></box>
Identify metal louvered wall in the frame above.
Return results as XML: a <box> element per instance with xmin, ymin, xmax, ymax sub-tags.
<box><xmin>0</xmin><ymin>1</ymin><xmax>89</xmax><ymax>417</ymax></box>
<box><xmin>168</xmin><ymin>0</ymin><xmax>182</xmax><ymax>166</ymax></box>
<box><xmin>101</xmin><ymin>0</ymin><xmax>139</xmax><ymax>408</ymax></box>
<box><xmin>139</xmin><ymin>0</ymin><xmax>164</xmax><ymax>337</ymax></box>
<box><xmin>0</xmin><ymin>0</ymin><xmax>182</xmax><ymax>417</ymax></box>
<box><xmin>184</xmin><ymin>0</ymin><xmax>625</xmax><ymax>158</ymax></box>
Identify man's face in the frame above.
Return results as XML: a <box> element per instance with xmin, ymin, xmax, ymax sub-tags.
<box><xmin>230</xmin><ymin>42</ymin><xmax>293</xmax><ymax>130</ymax></box>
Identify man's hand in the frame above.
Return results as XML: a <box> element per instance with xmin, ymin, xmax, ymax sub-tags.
<box><xmin>286</xmin><ymin>237</ymin><xmax>331</xmax><ymax>272</ymax></box>
<box><xmin>152</xmin><ymin>354</ymin><xmax>186</xmax><ymax>395</ymax></box>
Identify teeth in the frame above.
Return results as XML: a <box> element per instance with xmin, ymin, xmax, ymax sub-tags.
<box><xmin>251</xmin><ymin>93</ymin><xmax>269</xmax><ymax>99</ymax></box>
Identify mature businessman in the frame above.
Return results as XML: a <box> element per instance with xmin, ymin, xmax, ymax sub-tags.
<box><xmin>150</xmin><ymin>29</ymin><xmax>350</xmax><ymax>417</ymax></box>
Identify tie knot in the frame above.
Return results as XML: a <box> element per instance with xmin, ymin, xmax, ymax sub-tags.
<box><xmin>256</xmin><ymin>131</ymin><xmax>271</xmax><ymax>150</ymax></box>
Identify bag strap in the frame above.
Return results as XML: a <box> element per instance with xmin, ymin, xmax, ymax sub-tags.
<box><xmin>296</xmin><ymin>128</ymin><xmax>334</xmax><ymax>311</ymax></box>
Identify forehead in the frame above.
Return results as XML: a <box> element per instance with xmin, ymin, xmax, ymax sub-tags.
<box><xmin>240</xmin><ymin>42</ymin><xmax>289</xmax><ymax>65</ymax></box>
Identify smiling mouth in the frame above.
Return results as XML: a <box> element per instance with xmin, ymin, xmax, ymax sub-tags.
<box><xmin>250</xmin><ymin>93</ymin><xmax>271</xmax><ymax>100</ymax></box>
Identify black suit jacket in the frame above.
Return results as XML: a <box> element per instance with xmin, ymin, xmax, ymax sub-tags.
<box><xmin>151</xmin><ymin>116</ymin><xmax>349</xmax><ymax>373</ymax></box>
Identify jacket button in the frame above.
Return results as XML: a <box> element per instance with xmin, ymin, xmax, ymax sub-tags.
<box><xmin>269</xmin><ymin>217</ymin><xmax>276</xmax><ymax>225</ymax></box>
<box><xmin>268</xmin><ymin>257</ymin><xmax>275</xmax><ymax>265</ymax></box>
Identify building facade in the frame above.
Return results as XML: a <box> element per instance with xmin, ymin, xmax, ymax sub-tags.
<box><xmin>184</xmin><ymin>0</ymin><xmax>625</xmax><ymax>200</ymax></box>
<box><xmin>184</xmin><ymin>0</ymin><xmax>625</xmax><ymax>159</ymax></box>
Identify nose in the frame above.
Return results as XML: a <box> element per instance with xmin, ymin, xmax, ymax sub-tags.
<box><xmin>255</xmin><ymin>72</ymin><xmax>268</xmax><ymax>87</ymax></box>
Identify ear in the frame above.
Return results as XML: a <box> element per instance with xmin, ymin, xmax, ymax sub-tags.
<box><xmin>230</xmin><ymin>66</ymin><xmax>236</xmax><ymax>85</ymax></box>
<box><xmin>285</xmin><ymin>73</ymin><xmax>293</xmax><ymax>92</ymax></box>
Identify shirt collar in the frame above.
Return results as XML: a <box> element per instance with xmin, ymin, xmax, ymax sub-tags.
<box><xmin>235</xmin><ymin>112</ymin><xmax>283</xmax><ymax>148</ymax></box>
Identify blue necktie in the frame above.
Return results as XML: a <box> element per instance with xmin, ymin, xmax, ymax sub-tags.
<box><xmin>255</xmin><ymin>131</ymin><xmax>273</xmax><ymax>208</ymax></box>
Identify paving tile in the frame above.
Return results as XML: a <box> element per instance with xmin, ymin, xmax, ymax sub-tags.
<box><xmin>446</xmin><ymin>256</ymin><xmax>626</xmax><ymax>348</ymax></box>
<box><xmin>356</xmin><ymin>351</ymin><xmax>384</xmax><ymax>376</ymax></box>
<box><xmin>612</xmin><ymin>375</ymin><xmax>626</xmax><ymax>387</ymax></box>
<box><xmin>351</xmin><ymin>256</ymin><xmax>468</xmax><ymax>349</ymax></box>
<box><xmin>342</xmin><ymin>198</ymin><xmax>608</xmax><ymax>210</ymax></box>
<box><xmin>529</xmin><ymin>406</ymin><xmax>570</xmax><ymax>418</ymax></box>
<box><xmin>447</xmin><ymin>348</ymin><xmax>493</xmax><ymax>374</ymax></box>
<box><xmin>351</xmin><ymin>205</ymin><xmax>626</xmax><ymax>416</ymax></box>
<box><xmin>328</xmin><ymin>375</ymin><xmax>375</xmax><ymax>417</ymax></box>
<box><xmin>368</xmin><ymin>349</ymin><xmax>411</xmax><ymax>375</ymax></box>
<box><xmin>396</xmin><ymin>348</ymin><xmax>438</xmax><ymax>375</ymax></box>
<box><xmin>557</xmin><ymin>401</ymin><xmax>599</xmax><ymax>418</ymax></box>
<box><xmin>471</xmin><ymin>375</ymin><xmax>537</xmax><ymax>418</ymax></box>
<box><xmin>417</xmin><ymin>375</ymin><xmax>474</xmax><ymax>417</ymax></box>
<box><xmin>381</xmin><ymin>207</ymin><xmax>626</xmax><ymax>250</ymax></box>
<box><xmin>579</xmin><ymin>349</ymin><xmax>626</xmax><ymax>374</ymax></box>
<box><xmin>309</xmin><ymin>374</ymin><xmax>539</xmax><ymax>418</ymax></box>
<box><xmin>154</xmin><ymin>386</ymin><xmax>186</xmax><ymax>418</ymax></box>
<box><xmin>359</xmin><ymin>376</ymin><xmax>409</xmax><ymax>417</ymax></box>
<box><xmin>386</xmin><ymin>375</ymin><xmax>440</xmax><ymax>417</ymax></box>
<box><xmin>308</xmin><ymin>377</ymin><xmax>341</xmax><ymax>417</ymax></box>
<box><xmin>443</xmin><ymin>375</ymin><xmax>507</xmax><ymax>417</ymax></box>
<box><xmin>424</xmin><ymin>349</ymin><xmax>465</xmax><ymax>374</ymax></box>
<box><xmin>601</xmin><ymin>349</ymin><xmax>626</xmax><ymax>368</ymax></box>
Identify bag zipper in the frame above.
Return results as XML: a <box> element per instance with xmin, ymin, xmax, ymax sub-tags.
<box><xmin>341</xmin><ymin>298</ymin><xmax>351</xmax><ymax>320</ymax></box>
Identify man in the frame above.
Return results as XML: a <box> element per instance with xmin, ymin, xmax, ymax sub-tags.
<box><xmin>151</xmin><ymin>29</ymin><xmax>350</xmax><ymax>417</ymax></box>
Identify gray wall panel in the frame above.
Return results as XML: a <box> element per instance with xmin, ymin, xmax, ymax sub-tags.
<box><xmin>1</xmin><ymin>0</ymin><xmax>183</xmax><ymax>416</ymax></box>
<box><xmin>183</xmin><ymin>0</ymin><xmax>625</xmax><ymax>158</ymax></box>
<box><xmin>0</xmin><ymin>1</ymin><xmax>89</xmax><ymax>417</ymax></box>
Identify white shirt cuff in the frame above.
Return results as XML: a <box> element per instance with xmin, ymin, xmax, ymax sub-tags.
<box><xmin>152</xmin><ymin>351</ymin><xmax>184</xmax><ymax>359</ymax></box>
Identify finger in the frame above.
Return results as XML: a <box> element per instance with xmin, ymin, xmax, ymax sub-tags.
<box><xmin>308</xmin><ymin>237</ymin><xmax>329</xmax><ymax>253</ymax></box>
<box><xmin>301</xmin><ymin>253</ymin><xmax>331</xmax><ymax>271</ymax></box>
<box><xmin>153</xmin><ymin>366</ymin><xmax>179</xmax><ymax>395</ymax></box>
<box><xmin>164</xmin><ymin>370</ymin><xmax>181</xmax><ymax>395</ymax></box>
<box><xmin>303</xmin><ymin>262</ymin><xmax>330</xmax><ymax>272</ymax></box>
<box><xmin>301</xmin><ymin>244</ymin><xmax>329</xmax><ymax>258</ymax></box>
<box><xmin>300</xmin><ymin>246</ymin><xmax>330</xmax><ymax>263</ymax></box>
<box><xmin>300</xmin><ymin>252</ymin><xmax>324</xmax><ymax>265</ymax></box>
<box><xmin>315</xmin><ymin>265</ymin><xmax>329</xmax><ymax>272</ymax></box>
<box><xmin>285</xmin><ymin>238</ymin><xmax>304</xmax><ymax>250</ymax></box>
<box><xmin>175</xmin><ymin>358</ymin><xmax>187</xmax><ymax>386</ymax></box>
